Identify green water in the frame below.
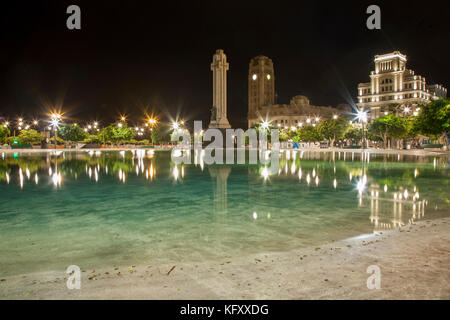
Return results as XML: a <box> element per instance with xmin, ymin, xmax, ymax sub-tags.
<box><xmin>0</xmin><ymin>150</ymin><xmax>448</xmax><ymax>277</ymax></box>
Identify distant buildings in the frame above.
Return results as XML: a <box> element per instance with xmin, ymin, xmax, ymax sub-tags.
<box><xmin>247</xmin><ymin>55</ymin><xmax>350</xmax><ymax>129</ymax></box>
<box><xmin>357</xmin><ymin>51</ymin><xmax>447</xmax><ymax>119</ymax></box>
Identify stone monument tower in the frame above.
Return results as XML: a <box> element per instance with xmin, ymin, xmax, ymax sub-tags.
<box><xmin>209</xmin><ymin>49</ymin><xmax>231</xmax><ymax>129</ymax></box>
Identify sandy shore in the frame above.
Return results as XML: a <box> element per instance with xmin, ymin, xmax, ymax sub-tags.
<box><xmin>1</xmin><ymin>217</ymin><xmax>449</xmax><ymax>300</ymax></box>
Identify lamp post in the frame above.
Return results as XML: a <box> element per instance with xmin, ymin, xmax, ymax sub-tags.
<box><xmin>356</xmin><ymin>109</ymin><xmax>368</xmax><ymax>150</ymax></box>
<box><xmin>50</xmin><ymin>114</ymin><xmax>61</xmax><ymax>151</ymax></box>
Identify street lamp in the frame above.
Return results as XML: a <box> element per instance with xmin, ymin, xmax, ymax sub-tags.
<box><xmin>50</xmin><ymin>113</ymin><xmax>61</xmax><ymax>150</ymax></box>
<box><xmin>261</xmin><ymin>121</ymin><xmax>270</xmax><ymax>130</ymax></box>
<box><xmin>356</xmin><ymin>109</ymin><xmax>368</xmax><ymax>149</ymax></box>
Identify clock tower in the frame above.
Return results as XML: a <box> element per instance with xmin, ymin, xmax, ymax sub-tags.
<box><xmin>248</xmin><ymin>55</ymin><xmax>275</xmax><ymax>127</ymax></box>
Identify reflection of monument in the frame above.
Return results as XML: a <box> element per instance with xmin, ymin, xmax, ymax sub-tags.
<box><xmin>208</xmin><ymin>166</ymin><xmax>231</xmax><ymax>217</ymax></box>
<box><xmin>209</xmin><ymin>49</ymin><xmax>231</xmax><ymax>129</ymax></box>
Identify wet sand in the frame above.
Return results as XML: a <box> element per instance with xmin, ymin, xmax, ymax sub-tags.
<box><xmin>1</xmin><ymin>217</ymin><xmax>449</xmax><ymax>300</ymax></box>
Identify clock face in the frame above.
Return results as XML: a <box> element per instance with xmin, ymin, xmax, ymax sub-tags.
<box><xmin>252</xmin><ymin>74</ymin><xmax>257</xmax><ymax>80</ymax></box>
<box><xmin>266</xmin><ymin>74</ymin><xmax>271</xmax><ymax>80</ymax></box>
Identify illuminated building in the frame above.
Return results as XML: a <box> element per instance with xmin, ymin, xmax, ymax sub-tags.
<box><xmin>247</xmin><ymin>55</ymin><xmax>350</xmax><ymax>128</ymax></box>
<box><xmin>357</xmin><ymin>51</ymin><xmax>447</xmax><ymax>119</ymax></box>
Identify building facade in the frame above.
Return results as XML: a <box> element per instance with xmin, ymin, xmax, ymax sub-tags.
<box><xmin>247</xmin><ymin>55</ymin><xmax>350</xmax><ymax>128</ymax></box>
<box><xmin>357</xmin><ymin>51</ymin><xmax>447</xmax><ymax>119</ymax></box>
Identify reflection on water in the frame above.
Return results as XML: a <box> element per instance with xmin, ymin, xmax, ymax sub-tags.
<box><xmin>0</xmin><ymin>150</ymin><xmax>448</xmax><ymax>276</ymax></box>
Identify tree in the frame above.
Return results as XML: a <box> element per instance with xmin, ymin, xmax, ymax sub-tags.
<box><xmin>151</xmin><ymin>124</ymin><xmax>170</xmax><ymax>144</ymax></box>
<box><xmin>278</xmin><ymin>129</ymin><xmax>290</xmax><ymax>142</ymax></box>
<box><xmin>100</xmin><ymin>124</ymin><xmax>136</xmax><ymax>144</ymax></box>
<box><xmin>368</xmin><ymin>115</ymin><xmax>408</xmax><ymax>148</ymax></box>
<box><xmin>414</xmin><ymin>99</ymin><xmax>450</xmax><ymax>145</ymax></box>
<box><xmin>58</xmin><ymin>125</ymin><xmax>88</xmax><ymax>142</ymax></box>
<box><xmin>345</xmin><ymin>127</ymin><xmax>363</xmax><ymax>145</ymax></box>
<box><xmin>0</xmin><ymin>126</ymin><xmax>10</xmax><ymax>144</ymax></box>
<box><xmin>318</xmin><ymin>118</ymin><xmax>349</xmax><ymax>147</ymax></box>
<box><xmin>297</xmin><ymin>126</ymin><xmax>323</xmax><ymax>142</ymax></box>
<box><xmin>16</xmin><ymin>129</ymin><xmax>44</xmax><ymax>146</ymax></box>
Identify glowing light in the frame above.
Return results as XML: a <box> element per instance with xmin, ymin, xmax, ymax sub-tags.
<box><xmin>266</xmin><ymin>74</ymin><xmax>271</xmax><ymax>80</ymax></box>
<box><xmin>173</xmin><ymin>166</ymin><xmax>179</xmax><ymax>180</ymax></box>
<box><xmin>374</xmin><ymin>53</ymin><xmax>406</xmax><ymax>62</ymax></box>
<box><xmin>52</xmin><ymin>172</ymin><xmax>62</xmax><ymax>187</ymax></box>
<box><xmin>253</xmin><ymin>212</ymin><xmax>258</xmax><ymax>220</ymax></box>
<box><xmin>333</xmin><ymin>115</ymin><xmax>338</xmax><ymax>119</ymax></box>
<box><xmin>356</xmin><ymin>109</ymin><xmax>368</xmax><ymax>123</ymax></box>
<box><xmin>261</xmin><ymin>121</ymin><xmax>270</xmax><ymax>130</ymax></box>
<box><xmin>261</xmin><ymin>167</ymin><xmax>269</xmax><ymax>180</ymax></box>
<box><xmin>252</xmin><ymin>74</ymin><xmax>257</xmax><ymax>80</ymax></box>
<box><xmin>172</xmin><ymin>122</ymin><xmax>179</xmax><ymax>130</ymax></box>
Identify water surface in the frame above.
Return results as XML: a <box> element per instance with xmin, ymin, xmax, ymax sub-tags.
<box><xmin>0</xmin><ymin>150</ymin><xmax>448</xmax><ymax>277</ymax></box>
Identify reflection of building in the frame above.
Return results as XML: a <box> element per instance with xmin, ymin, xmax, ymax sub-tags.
<box><xmin>208</xmin><ymin>166</ymin><xmax>231</xmax><ymax>217</ymax></box>
<box><xmin>357</xmin><ymin>51</ymin><xmax>447</xmax><ymax>119</ymax></box>
<box><xmin>364</xmin><ymin>184</ymin><xmax>426</xmax><ymax>231</ymax></box>
<box><xmin>247</xmin><ymin>55</ymin><xmax>351</xmax><ymax>128</ymax></box>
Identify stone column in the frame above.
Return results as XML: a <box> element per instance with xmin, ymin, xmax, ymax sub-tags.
<box><xmin>209</xmin><ymin>49</ymin><xmax>231</xmax><ymax>129</ymax></box>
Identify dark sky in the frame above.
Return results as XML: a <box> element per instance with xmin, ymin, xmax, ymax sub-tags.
<box><xmin>0</xmin><ymin>0</ymin><xmax>449</xmax><ymax>128</ymax></box>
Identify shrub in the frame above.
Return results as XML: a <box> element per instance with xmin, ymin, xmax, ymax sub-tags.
<box><xmin>16</xmin><ymin>129</ymin><xmax>44</xmax><ymax>146</ymax></box>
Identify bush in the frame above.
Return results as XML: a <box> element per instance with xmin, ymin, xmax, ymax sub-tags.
<box><xmin>15</xmin><ymin>129</ymin><xmax>44</xmax><ymax>146</ymax></box>
<box><xmin>83</xmin><ymin>135</ymin><xmax>101</xmax><ymax>144</ymax></box>
<box><xmin>0</xmin><ymin>126</ymin><xmax>10</xmax><ymax>144</ymax></box>
<box><xmin>137</xmin><ymin>139</ymin><xmax>150</xmax><ymax>145</ymax></box>
<box><xmin>421</xmin><ymin>144</ymin><xmax>444</xmax><ymax>149</ymax></box>
<box><xmin>50</xmin><ymin>136</ymin><xmax>65</xmax><ymax>145</ymax></box>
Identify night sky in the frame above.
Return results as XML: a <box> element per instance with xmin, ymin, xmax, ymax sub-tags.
<box><xmin>0</xmin><ymin>0</ymin><xmax>449</xmax><ymax>128</ymax></box>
